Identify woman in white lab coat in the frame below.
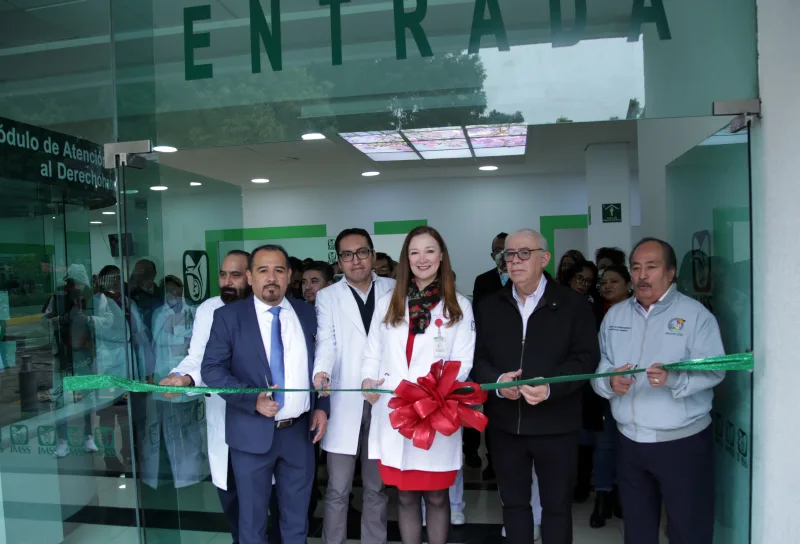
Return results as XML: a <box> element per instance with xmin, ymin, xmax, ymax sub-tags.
<box><xmin>361</xmin><ymin>226</ymin><xmax>475</xmax><ymax>544</ymax></box>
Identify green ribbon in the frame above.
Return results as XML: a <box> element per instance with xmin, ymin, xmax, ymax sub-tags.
<box><xmin>63</xmin><ymin>353</ymin><xmax>752</xmax><ymax>396</ymax></box>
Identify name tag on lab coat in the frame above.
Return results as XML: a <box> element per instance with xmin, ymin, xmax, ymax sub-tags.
<box><xmin>434</xmin><ymin>335</ymin><xmax>447</xmax><ymax>358</ymax></box>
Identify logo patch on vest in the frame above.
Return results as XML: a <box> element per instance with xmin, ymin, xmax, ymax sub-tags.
<box><xmin>668</xmin><ymin>318</ymin><xmax>686</xmax><ymax>333</ymax></box>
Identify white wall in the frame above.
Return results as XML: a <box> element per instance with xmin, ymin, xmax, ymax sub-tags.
<box><xmin>751</xmin><ymin>0</ymin><xmax>800</xmax><ymax>541</ymax></box>
<box><xmin>242</xmin><ymin>175</ymin><xmax>587</xmax><ymax>294</ymax></box>
<box><xmin>159</xmin><ymin>190</ymin><xmax>243</xmax><ymax>280</ymax></box>
<box><xmin>637</xmin><ymin>116</ymin><xmax>732</xmax><ymax>242</ymax></box>
<box><xmin>586</xmin><ymin>143</ymin><xmax>633</xmax><ymax>258</ymax></box>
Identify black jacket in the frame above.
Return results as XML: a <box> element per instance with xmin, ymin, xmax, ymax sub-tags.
<box><xmin>473</xmin><ymin>279</ymin><xmax>601</xmax><ymax>436</ymax></box>
<box><xmin>472</xmin><ymin>268</ymin><xmax>503</xmax><ymax>309</ymax></box>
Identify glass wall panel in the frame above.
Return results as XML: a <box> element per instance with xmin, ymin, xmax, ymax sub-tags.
<box><xmin>147</xmin><ymin>0</ymin><xmax>757</xmax><ymax>148</ymax></box>
<box><xmin>0</xmin><ymin>112</ymin><xmax>127</xmax><ymax>542</ymax></box>
<box><xmin>666</xmin><ymin>121</ymin><xmax>753</xmax><ymax>543</ymax></box>
<box><xmin>118</xmin><ymin>160</ymin><xmax>244</xmax><ymax>542</ymax></box>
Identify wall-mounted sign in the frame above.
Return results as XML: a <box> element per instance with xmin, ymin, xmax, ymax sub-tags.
<box><xmin>184</xmin><ymin>0</ymin><xmax>672</xmax><ymax>80</ymax></box>
<box><xmin>601</xmin><ymin>203</ymin><xmax>622</xmax><ymax>223</ymax></box>
<box><xmin>183</xmin><ymin>250</ymin><xmax>210</xmax><ymax>305</ymax></box>
<box><xmin>0</xmin><ymin>116</ymin><xmax>115</xmax><ymax>208</ymax></box>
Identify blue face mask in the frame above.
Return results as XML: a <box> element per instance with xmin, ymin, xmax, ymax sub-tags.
<box><xmin>500</xmin><ymin>272</ymin><xmax>510</xmax><ymax>286</ymax></box>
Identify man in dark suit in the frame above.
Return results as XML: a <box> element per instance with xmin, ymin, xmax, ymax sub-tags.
<box><xmin>473</xmin><ymin>229</ymin><xmax>600</xmax><ymax>544</ymax></box>
<box><xmin>202</xmin><ymin>244</ymin><xmax>330</xmax><ymax>544</ymax></box>
<box><xmin>472</xmin><ymin>232</ymin><xmax>509</xmax><ymax>309</ymax></box>
<box><xmin>469</xmin><ymin>232</ymin><xmax>509</xmax><ymax>476</ymax></box>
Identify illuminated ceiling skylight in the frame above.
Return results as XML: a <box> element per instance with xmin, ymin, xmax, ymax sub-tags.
<box><xmin>339</xmin><ymin>124</ymin><xmax>528</xmax><ymax>162</ymax></box>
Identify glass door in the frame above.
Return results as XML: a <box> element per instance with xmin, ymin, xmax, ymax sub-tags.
<box><xmin>666</xmin><ymin>120</ymin><xmax>753</xmax><ymax>544</ymax></box>
<box><xmin>113</xmin><ymin>146</ymin><xmax>245</xmax><ymax>543</ymax></box>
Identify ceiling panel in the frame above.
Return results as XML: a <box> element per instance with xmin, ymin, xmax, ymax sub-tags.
<box><xmin>157</xmin><ymin>120</ymin><xmax>638</xmax><ymax>190</ymax></box>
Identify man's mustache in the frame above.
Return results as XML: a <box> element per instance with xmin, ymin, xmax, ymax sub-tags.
<box><xmin>262</xmin><ymin>283</ymin><xmax>280</xmax><ymax>289</ymax></box>
<box><xmin>637</xmin><ymin>281</ymin><xmax>652</xmax><ymax>289</ymax></box>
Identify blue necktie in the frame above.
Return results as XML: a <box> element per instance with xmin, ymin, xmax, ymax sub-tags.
<box><xmin>268</xmin><ymin>306</ymin><xmax>285</xmax><ymax>409</ymax></box>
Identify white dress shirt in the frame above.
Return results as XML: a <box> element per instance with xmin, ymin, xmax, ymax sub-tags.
<box><xmin>512</xmin><ymin>275</ymin><xmax>547</xmax><ymax>338</ymax></box>
<box><xmin>345</xmin><ymin>272</ymin><xmax>376</xmax><ymax>303</ymax></box>
<box><xmin>254</xmin><ymin>296</ymin><xmax>311</xmax><ymax>421</ymax></box>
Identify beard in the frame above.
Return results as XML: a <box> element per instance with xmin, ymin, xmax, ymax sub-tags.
<box><xmin>262</xmin><ymin>284</ymin><xmax>282</xmax><ymax>303</ymax></box>
<box><xmin>220</xmin><ymin>286</ymin><xmax>248</xmax><ymax>304</ymax></box>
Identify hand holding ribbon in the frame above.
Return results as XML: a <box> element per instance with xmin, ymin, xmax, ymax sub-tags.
<box><xmin>388</xmin><ymin>361</ymin><xmax>488</xmax><ymax>451</ymax></box>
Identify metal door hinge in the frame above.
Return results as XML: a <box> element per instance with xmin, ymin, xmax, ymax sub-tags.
<box><xmin>713</xmin><ymin>99</ymin><xmax>760</xmax><ymax>134</ymax></box>
<box><xmin>104</xmin><ymin>141</ymin><xmax>153</xmax><ymax>170</ymax></box>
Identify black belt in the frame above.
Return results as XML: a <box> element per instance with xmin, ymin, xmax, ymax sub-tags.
<box><xmin>275</xmin><ymin>413</ymin><xmax>306</xmax><ymax>429</ymax></box>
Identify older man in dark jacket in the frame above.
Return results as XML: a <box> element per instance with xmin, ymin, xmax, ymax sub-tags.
<box><xmin>473</xmin><ymin>229</ymin><xmax>600</xmax><ymax>544</ymax></box>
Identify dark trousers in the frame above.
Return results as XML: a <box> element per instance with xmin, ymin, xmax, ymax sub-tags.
<box><xmin>463</xmin><ymin>427</ymin><xmax>481</xmax><ymax>456</ymax></box>
<box><xmin>618</xmin><ymin>426</ymin><xmax>714</xmax><ymax>544</ymax></box>
<box><xmin>230</xmin><ymin>413</ymin><xmax>315</xmax><ymax>544</ymax></box>
<box><xmin>217</xmin><ymin>454</ymin><xmax>240</xmax><ymax>544</ymax></box>
<box><xmin>490</xmin><ymin>427</ymin><xmax>579</xmax><ymax>544</ymax></box>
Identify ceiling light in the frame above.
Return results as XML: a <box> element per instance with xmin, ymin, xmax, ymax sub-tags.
<box><xmin>123</xmin><ymin>190</ymin><xmax>138</xmax><ymax>195</ymax></box>
<box><xmin>90</xmin><ymin>221</ymin><xmax>102</xmax><ymax>224</ymax></box>
<box><xmin>302</xmin><ymin>133</ymin><xmax>325</xmax><ymax>141</ymax></box>
<box><xmin>362</xmin><ymin>171</ymin><xmax>380</xmax><ymax>177</ymax></box>
<box><xmin>150</xmin><ymin>186</ymin><xmax>168</xmax><ymax>191</ymax></box>
<box><xmin>52</xmin><ymin>216</ymin><xmax>56</xmax><ymax>219</ymax></box>
<box><xmin>251</xmin><ymin>178</ymin><xmax>269</xmax><ymax>184</ymax></box>
<box><xmin>153</xmin><ymin>146</ymin><xmax>177</xmax><ymax>153</ymax></box>
<box><xmin>190</xmin><ymin>182</ymin><xmax>202</xmax><ymax>186</ymax></box>
<box><xmin>479</xmin><ymin>165</ymin><xmax>499</xmax><ymax>171</ymax></box>
<box><xmin>102</xmin><ymin>211</ymin><xmax>115</xmax><ymax>215</ymax></box>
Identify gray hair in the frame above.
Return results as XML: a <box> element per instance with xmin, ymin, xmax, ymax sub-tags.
<box><xmin>507</xmin><ymin>229</ymin><xmax>549</xmax><ymax>252</ymax></box>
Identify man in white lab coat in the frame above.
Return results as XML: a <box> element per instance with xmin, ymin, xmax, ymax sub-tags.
<box><xmin>159</xmin><ymin>249</ymin><xmax>251</xmax><ymax>543</ymax></box>
<box><xmin>313</xmin><ymin>228</ymin><xmax>395</xmax><ymax>544</ymax></box>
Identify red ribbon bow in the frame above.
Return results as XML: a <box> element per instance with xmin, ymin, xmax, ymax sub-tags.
<box><xmin>388</xmin><ymin>361</ymin><xmax>489</xmax><ymax>451</ymax></box>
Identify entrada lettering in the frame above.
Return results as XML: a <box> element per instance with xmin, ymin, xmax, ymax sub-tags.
<box><xmin>184</xmin><ymin>0</ymin><xmax>671</xmax><ymax>80</ymax></box>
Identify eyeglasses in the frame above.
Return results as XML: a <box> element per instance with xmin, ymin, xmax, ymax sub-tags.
<box><xmin>338</xmin><ymin>248</ymin><xmax>373</xmax><ymax>262</ymax></box>
<box><xmin>572</xmin><ymin>275</ymin><xmax>594</xmax><ymax>286</ymax></box>
<box><xmin>503</xmin><ymin>248</ymin><xmax>544</xmax><ymax>262</ymax></box>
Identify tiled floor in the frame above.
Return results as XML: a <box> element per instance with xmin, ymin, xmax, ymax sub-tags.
<box><xmin>1</xmin><ymin>451</ymin><xmax>668</xmax><ymax>543</ymax></box>
<box><xmin>50</xmin><ymin>472</ymin><xmax>638</xmax><ymax>543</ymax></box>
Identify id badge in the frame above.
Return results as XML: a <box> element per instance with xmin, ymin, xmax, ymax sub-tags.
<box><xmin>433</xmin><ymin>318</ymin><xmax>447</xmax><ymax>358</ymax></box>
<box><xmin>434</xmin><ymin>335</ymin><xmax>448</xmax><ymax>358</ymax></box>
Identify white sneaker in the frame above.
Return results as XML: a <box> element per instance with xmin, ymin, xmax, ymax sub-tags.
<box><xmin>451</xmin><ymin>511</ymin><xmax>466</xmax><ymax>525</ymax></box>
<box><xmin>84</xmin><ymin>436</ymin><xmax>99</xmax><ymax>453</ymax></box>
<box><xmin>54</xmin><ymin>439</ymin><xmax>69</xmax><ymax>458</ymax></box>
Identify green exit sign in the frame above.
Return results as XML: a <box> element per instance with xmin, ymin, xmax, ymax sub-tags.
<box><xmin>602</xmin><ymin>203</ymin><xmax>622</xmax><ymax>223</ymax></box>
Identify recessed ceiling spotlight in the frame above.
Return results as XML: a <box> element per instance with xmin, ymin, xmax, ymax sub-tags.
<box><xmin>479</xmin><ymin>165</ymin><xmax>498</xmax><ymax>171</ymax></box>
<box><xmin>90</xmin><ymin>221</ymin><xmax>102</xmax><ymax>224</ymax></box>
<box><xmin>362</xmin><ymin>171</ymin><xmax>380</xmax><ymax>177</ymax></box>
<box><xmin>251</xmin><ymin>178</ymin><xmax>270</xmax><ymax>184</ymax></box>
<box><xmin>153</xmin><ymin>146</ymin><xmax>177</xmax><ymax>153</ymax></box>
<box><xmin>190</xmin><ymin>182</ymin><xmax>202</xmax><ymax>186</ymax></box>
<box><xmin>302</xmin><ymin>133</ymin><xmax>325</xmax><ymax>141</ymax></box>
<box><xmin>150</xmin><ymin>186</ymin><xmax>168</xmax><ymax>191</ymax></box>
<box><xmin>102</xmin><ymin>211</ymin><xmax>116</xmax><ymax>215</ymax></box>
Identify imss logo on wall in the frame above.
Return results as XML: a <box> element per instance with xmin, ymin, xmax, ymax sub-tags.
<box><xmin>183</xmin><ymin>250</ymin><xmax>210</xmax><ymax>305</ymax></box>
